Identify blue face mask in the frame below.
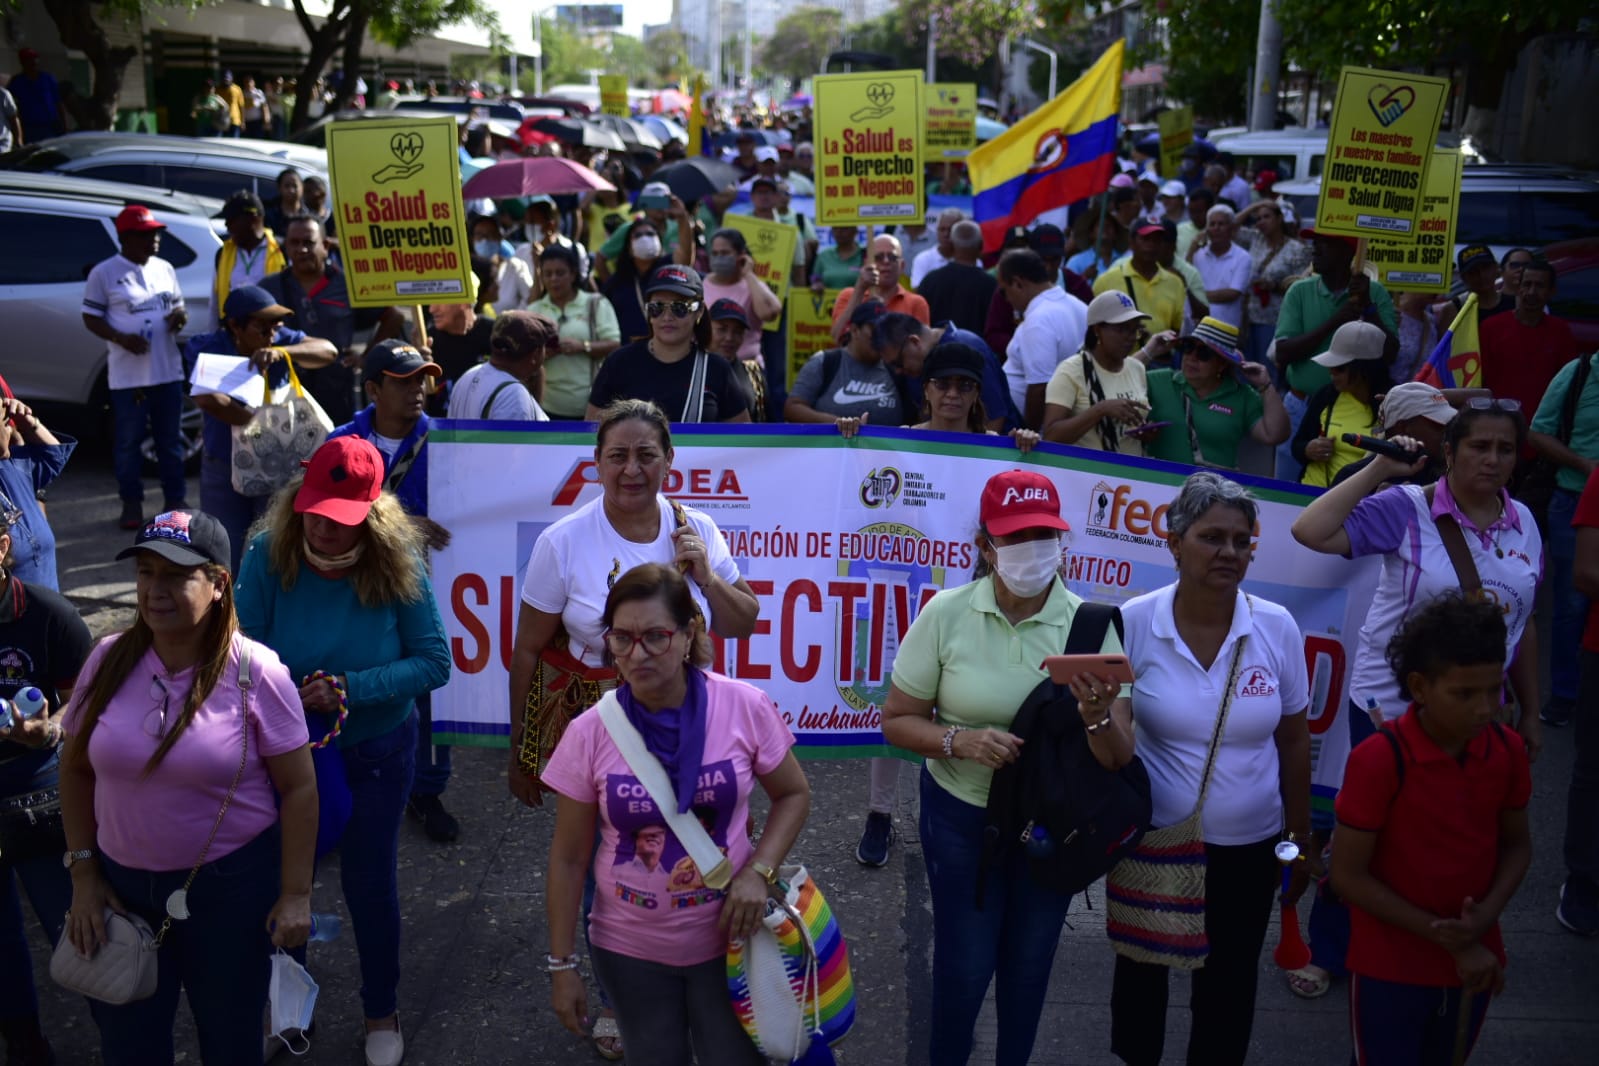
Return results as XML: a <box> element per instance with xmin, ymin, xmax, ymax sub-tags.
<box><xmin>268</xmin><ymin>949</ymin><xmax>318</xmax><ymax>1054</ymax></box>
<box><xmin>472</xmin><ymin>239</ymin><xmax>500</xmax><ymax>259</ymax></box>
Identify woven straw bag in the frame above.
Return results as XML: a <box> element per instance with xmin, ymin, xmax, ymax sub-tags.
<box><xmin>1106</xmin><ymin>614</ymin><xmax>1250</xmax><ymax>970</ymax></box>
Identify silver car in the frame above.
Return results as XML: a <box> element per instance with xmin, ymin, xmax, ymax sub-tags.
<box><xmin>0</xmin><ymin>173</ymin><xmax>225</xmax><ymax>461</ymax></box>
<box><xmin>0</xmin><ymin>132</ymin><xmax>323</xmax><ymax>201</ymax></box>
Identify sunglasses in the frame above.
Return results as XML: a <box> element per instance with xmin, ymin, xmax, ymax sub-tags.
<box><xmin>144</xmin><ymin>676</ymin><xmax>171</xmax><ymax>739</ymax></box>
<box><xmin>1465</xmin><ymin>397</ymin><xmax>1522</xmax><ymax>413</ymax></box>
<box><xmin>872</xmin><ymin>252</ymin><xmax>900</xmax><ymax>263</ymax></box>
<box><xmin>646</xmin><ymin>300</ymin><xmax>700</xmax><ymax>319</ymax></box>
<box><xmin>928</xmin><ymin>377</ymin><xmax>977</xmax><ymax>394</ymax></box>
<box><xmin>603</xmin><ymin>627</ymin><xmax>679</xmax><ymax>657</ymax></box>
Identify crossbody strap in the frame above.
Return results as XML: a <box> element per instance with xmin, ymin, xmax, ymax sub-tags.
<box><xmin>384</xmin><ymin>432</ymin><xmax>426</xmax><ymax>493</ymax></box>
<box><xmin>1424</xmin><ymin>485</ymin><xmax>1483</xmax><ymax>600</ymax></box>
<box><xmin>594</xmin><ymin>691</ymin><xmax>731</xmax><ymax>890</ymax></box>
<box><xmin>480</xmin><ymin>380</ymin><xmax>517</xmax><ymax>419</ymax></box>
<box><xmin>1193</xmin><ymin>598</ymin><xmax>1252</xmax><ymax>818</ymax></box>
<box><xmin>586</xmin><ymin>293</ymin><xmax>602</xmax><ymax>385</ymax></box>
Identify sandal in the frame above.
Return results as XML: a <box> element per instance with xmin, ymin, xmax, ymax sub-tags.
<box><xmin>1286</xmin><ymin>965</ymin><xmax>1332</xmax><ymax>999</ymax></box>
<box><xmin>591</xmin><ymin>1013</ymin><xmax>624</xmax><ymax>1061</ymax></box>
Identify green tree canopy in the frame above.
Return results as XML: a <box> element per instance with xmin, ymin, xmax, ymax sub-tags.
<box><xmin>759</xmin><ymin>7</ymin><xmax>843</xmax><ymax>87</ymax></box>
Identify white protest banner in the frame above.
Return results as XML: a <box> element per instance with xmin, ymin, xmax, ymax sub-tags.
<box><xmin>430</xmin><ymin>425</ymin><xmax>1378</xmax><ymax>816</ymax></box>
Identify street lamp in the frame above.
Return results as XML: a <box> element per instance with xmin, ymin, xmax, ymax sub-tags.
<box><xmin>532</xmin><ymin>7</ymin><xmax>557</xmax><ymax>97</ymax></box>
<box><xmin>1022</xmin><ymin>38</ymin><xmax>1058</xmax><ymax>102</ymax></box>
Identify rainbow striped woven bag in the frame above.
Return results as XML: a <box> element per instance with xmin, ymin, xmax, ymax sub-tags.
<box><xmin>727</xmin><ymin>865</ymin><xmax>855</xmax><ymax>1064</ymax></box>
<box><xmin>1105</xmin><ymin>626</ymin><xmax>1250</xmax><ymax>970</ymax></box>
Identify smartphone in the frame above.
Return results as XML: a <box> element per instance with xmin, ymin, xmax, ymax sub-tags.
<box><xmin>638</xmin><ymin>194</ymin><xmax>670</xmax><ymax>212</ymax></box>
<box><xmin>1128</xmin><ymin>421</ymin><xmax>1171</xmax><ymax>436</ymax></box>
<box><xmin>1042</xmin><ymin>654</ymin><xmax>1135</xmax><ymax>686</ymax></box>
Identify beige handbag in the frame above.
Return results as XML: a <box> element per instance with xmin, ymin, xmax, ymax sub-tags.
<box><xmin>231</xmin><ymin>356</ymin><xmax>333</xmax><ymax>497</ymax></box>
<box><xmin>50</xmin><ymin>643</ymin><xmax>255</xmax><ymax>1004</ymax></box>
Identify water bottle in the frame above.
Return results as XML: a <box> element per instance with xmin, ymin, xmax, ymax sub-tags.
<box><xmin>308</xmin><ymin>913</ymin><xmax>343</xmax><ymax>942</ymax></box>
<box><xmin>0</xmin><ymin>698</ymin><xmax>11</xmax><ymax>731</ymax></box>
<box><xmin>13</xmin><ymin>688</ymin><xmax>45</xmax><ymax>719</ymax></box>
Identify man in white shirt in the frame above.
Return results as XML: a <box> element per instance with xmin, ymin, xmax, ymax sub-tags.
<box><xmin>910</xmin><ymin>207</ymin><xmax>964</xmax><ymax>288</ymax></box>
<box><xmin>447</xmin><ymin>311</ymin><xmax>554</xmax><ymax>422</ymax></box>
<box><xmin>999</xmin><ymin>249</ymin><xmax>1088</xmax><ymax>429</ymax></box>
<box><xmin>81</xmin><ymin>205</ymin><xmax>190</xmax><ymax>529</ymax></box>
<box><xmin>1192</xmin><ymin>205</ymin><xmax>1253</xmax><ymax>329</ymax></box>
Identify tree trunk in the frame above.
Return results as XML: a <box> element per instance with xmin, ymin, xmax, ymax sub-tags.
<box><xmin>328</xmin><ymin>12</ymin><xmax>372</xmax><ymax>115</ymax></box>
<box><xmin>44</xmin><ymin>0</ymin><xmax>138</xmax><ymax>130</ymax></box>
<box><xmin>289</xmin><ymin>0</ymin><xmax>355</xmax><ymax>134</ymax></box>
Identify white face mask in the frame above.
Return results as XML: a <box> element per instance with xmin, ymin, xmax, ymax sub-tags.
<box><xmin>268</xmin><ymin>949</ymin><xmax>319</xmax><ymax>1055</ymax></box>
<box><xmin>631</xmin><ymin>233</ymin><xmax>662</xmax><ymax>259</ymax></box>
<box><xmin>526</xmin><ymin>223</ymin><xmax>546</xmax><ymax>245</ymax></box>
<box><xmin>991</xmin><ymin>537</ymin><xmax>1061</xmax><ymax>598</ymax></box>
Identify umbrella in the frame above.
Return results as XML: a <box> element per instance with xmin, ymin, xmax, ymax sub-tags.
<box><xmin>640</xmin><ymin>115</ymin><xmax>688</xmax><ymax>145</ymax></box>
<box><xmin>531</xmin><ymin>116</ymin><xmax>626</xmax><ymax>151</ymax></box>
<box><xmin>652</xmin><ymin>89</ymin><xmax>692</xmax><ymax>113</ymax></box>
<box><xmin>975</xmin><ymin>116</ymin><xmax>1008</xmax><ymax>143</ymax></box>
<box><xmin>461</xmin><ymin>156</ymin><xmax>615</xmax><ymax>200</ymax></box>
<box><xmin>651</xmin><ymin>157</ymin><xmax>743</xmax><ymax>203</ymax></box>
<box><xmin>589</xmin><ymin>114</ymin><xmax>664</xmax><ymax>151</ymax></box>
<box><xmin>457</xmin><ymin>156</ymin><xmax>498</xmax><ymax>183</ymax></box>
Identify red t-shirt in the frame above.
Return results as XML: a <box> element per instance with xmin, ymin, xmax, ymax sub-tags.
<box><xmin>1335</xmin><ymin>709</ymin><xmax>1531</xmax><ymax>987</ymax></box>
<box><xmin>1575</xmin><ymin>467</ymin><xmax>1599</xmax><ymax>653</ymax></box>
<box><xmin>1480</xmin><ymin>313</ymin><xmax>1581</xmax><ymax>419</ymax></box>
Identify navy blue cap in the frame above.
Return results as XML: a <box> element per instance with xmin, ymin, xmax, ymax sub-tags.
<box><xmin>362</xmin><ymin>338</ymin><xmax>442</xmax><ymax>386</ymax></box>
<box><xmin>222</xmin><ymin>284</ymin><xmax>291</xmax><ymax>321</ymax></box>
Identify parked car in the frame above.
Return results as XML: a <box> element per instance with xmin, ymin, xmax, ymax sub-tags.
<box><xmin>291</xmin><ymin>110</ymin><xmax>521</xmax><ymax>154</ymax></box>
<box><xmin>0</xmin><ymin>133</ymin><xmax>323</xmax><ymax>201</ymax></box>
<box><xmin>392</xmin><ymin>96</ymin><xmax>526</xmax><ymax>123</ymax></box>
<box><xmin>0</xmin><ymin>173</ymin><xmax>223</xmax><ymax>464</ymax></box>
<box><xmin>1542</xmin><ymin>238</ymin><xmax>1599</xmax><ymax>352</ymax></box>
<box><xmin>1206</xmin><ymin>127</ymin><xmax>1495</xmax><ymax>184</ymax></box>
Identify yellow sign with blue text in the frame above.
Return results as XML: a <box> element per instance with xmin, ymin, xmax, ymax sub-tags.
<box><xmin>926</xmin><ymin>83</ymin><xmax>976</xmax><ymax>158</ymax></box>
<box><xmin>599</xmin><ymin>75</ymin><xmax>629</xmax><ymax>117</ymax></box>
<box><xmin>814</xmin><ymin>70</ymin><xmax>923</xmax><ymax>226</ymax></box>
<box><xmin>723</xmin><ymin>214</ymin><xmax>798</xmax><ymax>333</ymax></box>
<box><xmin>1317</xmin><ymin>66</ymin><xmax>1450</xmax><ymax>239</ymax></box>
<box><xmin>325</xmin><ymin>116</ymin><xmax>472</xmax><ymax>308</ymax></box>
<box><xmin>1157</xmin><ymin>106</ymin><xmax>1193</xmax><ymax>182</ymax></box>
<box><xmin>1363</xmin><ymin>148</ymin><xmax>1463</xmax><ymax>294</ymax></box>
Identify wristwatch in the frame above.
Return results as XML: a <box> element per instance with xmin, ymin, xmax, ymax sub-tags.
<box><xmin>751</xmin><ymin>860</ymin><xmax>778</xmax><ymax>885</ymax></box>
<box><xmin>584</xmin><ymin>339</ymin><xmax>592</xmax><ymax>354</ymax></box>
<box><xmin>63</xmin><ymin>849</ymin><xmax>94</xmax><ymax>869</ymax></box>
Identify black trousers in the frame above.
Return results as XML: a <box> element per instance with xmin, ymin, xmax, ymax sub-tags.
<box><xmin>1110</xmin><ymin>836</ymin><xmax>1280</xmax><ymax>1066</ymax></box>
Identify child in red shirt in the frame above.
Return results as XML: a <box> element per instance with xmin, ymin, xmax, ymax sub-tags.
<box><xmin>1333</xmin><ymin>594</ymin><xmax>1533</xmax><ymax>1065</ymax></box>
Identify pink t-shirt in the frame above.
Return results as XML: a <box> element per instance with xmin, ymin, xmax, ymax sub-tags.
<box><xmin>62</xmin><ymin>633</ymin><xmax>310</xmax><ymax>871</ymax></box>
<box><xmin>541</xmin><ymin>670</ymin><xmax>795</xmax><ymax>965</ymax></box>
<box><xmin>701</xmin><ymin>275</ymin><xmax>762</xmax><ymax>361</ymax></box>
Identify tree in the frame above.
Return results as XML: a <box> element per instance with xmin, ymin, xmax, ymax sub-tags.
<box><xmin>759</xmin><ymin>7</ymin><xmax>843</xmax><ymax>87</ymax></box>
<box><xmin>4</xmin><ymin>0</ymin><xmax>205</xmax><ymax>131</ymax></box>
<box><xmin>896</xmin><ymin>0</ymin><xmax>1039</xmax><ymax>68</ymax></box>
<box><xmin>644</xmin><ymin>29</ymin><xmax>693</xmax><ymax>87</ymax></box>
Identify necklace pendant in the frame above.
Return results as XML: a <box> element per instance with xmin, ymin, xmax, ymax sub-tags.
<box><xmin>1496</xmin><ymin>547</ymin><xmax>1504</xmax><ymax>558</ymax></box>
<box><xmin>165</xmin><ymin>888</ymin><xmax>190</xmax><ymax>920</ymax></box>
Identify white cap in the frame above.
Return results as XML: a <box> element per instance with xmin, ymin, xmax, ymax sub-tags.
<box><xmin>1379</xmin><ymin>382</ymin><xmax>1459</xmax><ymax>429</ymax></box>
<box><xmin>754</xmin><ymin>145</ymin><xmax>779</xmax><ymax>163</ymax></box>
<box><xmin>640</xmin><ymin>181</ymin><xmax>671</xmax><ymax>200</ymax></box>
<box><xmin>1312</xmin><ymin>321</ymin><xmax>1388</xmax><ymax>367</ymax></box>
<box><xmin>1159</xmin><ymin>179</ymin><xmax>1187</xmax><ymax>199</ymax></box>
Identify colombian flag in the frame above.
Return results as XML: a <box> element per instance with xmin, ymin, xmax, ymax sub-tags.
<box><xmin>968</xmin><ymin>40</ymin><xmax>1124</xmax><ymax>251</ymax></box>
<box><xmin>1415</xmin><ymin>293</ymin><xmax>1482</xmax><ymax>389</ymax></box>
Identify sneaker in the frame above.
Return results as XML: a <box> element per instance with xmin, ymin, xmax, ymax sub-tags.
<box><xmin>1557</xmin><ymin>877</ymin><xmax>1599</xmax><ymax>936</ymax></box>
<box><xmin>855</xmin><ymin>811</ymin><xmax>895</xmax><ymax>867</ymax></box>
<box><xmin>117</xmin><ymin>501</ymin><xmax>143</xmax><ymax>531</ymax></box>
<box><xmin>364</xmin><ymin>1021</ymin><xmax>404</xmax><ymax>1066</ymax></box>
<box><xmin>406</xmin><ymin>793</ymin><xmax>459</xmax><ymax>843</ymax></box>
<box><xmin>1541</xmin><ymin>697</ymin><xmax>1574</xmax><ymax>728</ymax></box>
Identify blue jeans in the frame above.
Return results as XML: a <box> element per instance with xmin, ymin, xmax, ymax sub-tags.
<box><xmin>1308</xmin><ymin>702</ymin><xmax>1380</xmax><ymax>975</ymax></box>
<box><xmin>1349</xmin><ymin>974</ymin><xmax>1489</xmax><ymax>1065</ymax></box>
<box><xmin>918</xmin><ymin>768</ymin><xmax>1073</xmax><ymax>1066</ymax></box>
<box><xmin>1247</xmin><ymin>324</ymin><xmax>1285</xmax><ymax>389</ymax></box>
<box><xmin>338</xmin><ymin>710</ymin><xmax>417</xmax><ymax>1019</ymax></box>
<box><xmin>1547</xmin><ymin>488</ymin><xmax>1588</xmax><ymax>705</ymax></box>
<box><xmin>0</xmin><ymin>750</ymin><xmax>71</xmax><ymax>1023</ymax></box>
<box><xmin>199</xmin><ymin>451</ymin><xmax>268</xmax><ymax>574</ymax></box>
<box><xmin>1277</xmin><ymin>389</ymin><xmax>1307</xmax><ymax>483</ymax></box>
<box><xmin>91</xmin><ymin>825</ymin><xmax>281</xmax><ymax>1066</ymax></box>
<box><xmin>110</xmin><ymin>383</ymin><xmax>187</xmax><ymax>506</ymax></box>
<box><xmin>410</xmin><ymin>691</ymin><xmax>451</xmax><ymax>797</ymax></box>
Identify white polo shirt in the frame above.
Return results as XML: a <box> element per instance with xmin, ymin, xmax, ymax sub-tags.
<box><xmin>82</xmin><ymin>254</ymin><xmax>186</xmax><ymax>390</ymax></box>
<box><xmin>521</xmin><ymin>495</ymin><xmax>741</xmax><ymax>667</ymax></box>
<box><xmin>1004</xmin><ymin>286</ymin><xmax>1088</xmax><ymax>415</ymax></box>
<box><xmin>1122</xmin><ymin>584</ymin><xmax>1310</xmax><ymax>845</ymax></box>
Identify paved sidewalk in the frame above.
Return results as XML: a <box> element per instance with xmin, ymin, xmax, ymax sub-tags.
<box><xmin>23</xmin><ymin>449</ymin><xmax>1599</xmax><ymax>1064</ymax></box>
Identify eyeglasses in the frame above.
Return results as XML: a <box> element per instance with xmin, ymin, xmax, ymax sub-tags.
<box><xmin>646</xmin><ymin>300</ymin><xmax>700</xmax><ymax>319</ymax></box>
<box><xmin>928</xmin><ymin>377</ymin><xmax>977</xmax><ymax>394</ymax></box>
<box><xmin>144</xmin><ymin>676</ymin><xmax>171</xmax><ymax>739</ymax></box>
<box><xmin>872</xmin><ymin>252</ymin><xmax>900</xmax><ymax>263</ymax></box>
<box><xmin>1465</xmin><ymin>397</ymin><xmax>1522</xmax><ymax>413</ymax></box>
<box><xmin>1185</xmin><ymin>345</ymin><xmax>1217</xmax><ymax>362</ymax></box>
<box><xmin>603</xmin><ymin>627</ymin><xmax>679</xmax><ymax>657</ymax></box>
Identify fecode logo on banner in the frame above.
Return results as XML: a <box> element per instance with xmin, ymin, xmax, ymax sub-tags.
<box><xmin>429</xmin><ymin>426</ymin><xmax>1378</xmax><ymax>797</ymax></box>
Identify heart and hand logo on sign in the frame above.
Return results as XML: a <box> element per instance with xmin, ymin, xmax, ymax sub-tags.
<box><xmin>371</xmin><ymin>130</ymin><xmax>426</xmax><ymax>184</ymax></box>
<box><xmin>1366</xmin><ymin>84</ymin><xmax>1417</xmax><ymax>127</ymax></box>
<box><xmin>849</xmin><ymin>83</ymin><xmax>897</xmax><ymax>122</ymax></box>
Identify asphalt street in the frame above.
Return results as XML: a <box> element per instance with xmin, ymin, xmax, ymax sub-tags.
<box><xmin>22</xmin><ymin>435</ymin><xmax>1599</xmax><ymax>1065</ymax></box>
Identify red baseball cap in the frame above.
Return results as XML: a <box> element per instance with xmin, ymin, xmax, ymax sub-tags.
<box><xmin>980</xmin><ymin>471</ymin><xmax>1071</xmax><ymax>537</ymax></box>
<box><xmin>114</xmin><ymin>205</ymin><xmax>166</xmax><ymax>233</ymax></box>
<box><xmin>294</xmin><ymin>437</ymin><xmax>384</xmax><ymax>525</ymax></box>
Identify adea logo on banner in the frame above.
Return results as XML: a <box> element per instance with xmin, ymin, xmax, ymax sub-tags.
<box><xmin>548</xmin><ymin>458</ymin><xmax>751</xmax><ymax>508</ymax></box>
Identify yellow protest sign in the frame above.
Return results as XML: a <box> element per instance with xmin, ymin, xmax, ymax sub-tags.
<box><xmin>326</xmin><ymin>115</ymin><xmax>472</xmax><ymax>308</ymax></box>
<box><xmin>1317</xmin><ymin>66</ymin><xmax>1450</xmax><ymax>238</ymax></box>
<box><xmin>814</xmin><ymin>70</ymin><xmax>923</xmax><ymax>225</ymax></box>
<box><xmin>1363</xmin><ymin>149</ymin><xmax>1463</xmax><ymax>293</ymax></box>
<box><xmin>787</xmin><ymin>289</ymin><xmax>842</xmax><ymax>390</ymax></box>
<box><xmin>599</xmin><ymin>75</ymin><xmax>629</xmax><ymax>117</ymax></box>
<box><xmin>723</xmin><ymin>214</ymin><xmax>798</xmax><ymax>332</ymax></box>
<box><xmin>926</xmin><ymin>82</ymin><xmax>976</xmax><ymax>159</ymax></box>
<box><xmin>1157</xmin><ymin>106</ymin><xmax>1193</xmax><ymax>181</ymax></box>
<box><xmin>687</xmin><ymin>73</ymin><xmax>706</xmax><ymax>156</ymax></box>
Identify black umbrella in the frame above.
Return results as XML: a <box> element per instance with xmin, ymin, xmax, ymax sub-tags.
<box><xmin>589</xmin><ymin>113</ymin><xmax>664</xmax><ymax>151</ymax></box>
<box><xmin>532</xmin><ymin>116</ymin><xmax>626</xmax><ymax>151</ymax></box>
<box><xmin>650</xmin><ymin>157</ymin><xmax>744</xmax><ymax>203</ymax></box>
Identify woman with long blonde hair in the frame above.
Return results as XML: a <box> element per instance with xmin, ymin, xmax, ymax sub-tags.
<box><xmin>235</xmin><ymin>437</ymin><xmax>450</xmax><ymax>1066</ymax></box>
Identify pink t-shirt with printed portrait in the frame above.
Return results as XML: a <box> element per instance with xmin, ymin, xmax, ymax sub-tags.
<box><xmin>541</xmin><ymin>669</ymin><xmax>795</xmax><ymax>965</ymax></box>
<box><xmin>62</xmin><ymin>633</ymin><xmax>310</xmax><ymax>871</ymax></box>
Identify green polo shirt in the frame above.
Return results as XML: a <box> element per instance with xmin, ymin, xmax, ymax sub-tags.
<box><xmin>1531</xmin><ymin>354</ymin><xmax>1599</xmax><ymax>493</ymax></box>
<box><xmin>1275</xmin><ymin>274</ymin><xmax>1396</xmax><ymax>395</ymax></box>
<box><xmin>891</xmin><ymin>575</ymin><xmax>1125</xmax><ymax>807</ymax></box>
<box><xmin>1143</xmin><ymin>369</ymin><xmax>1265</xmax><ymax>469</ymax></box>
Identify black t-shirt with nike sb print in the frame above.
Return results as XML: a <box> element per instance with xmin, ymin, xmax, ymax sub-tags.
<box><xmin>790</xmin><ymin>348</ymin><xmax>908</xmax><ymax>425</ymax></box>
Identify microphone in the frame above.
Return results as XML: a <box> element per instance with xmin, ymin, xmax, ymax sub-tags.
<box><xmin>1341</xmin><ymin>433</ymin><xmax>1424</xmax><ymax>464</ymax></box>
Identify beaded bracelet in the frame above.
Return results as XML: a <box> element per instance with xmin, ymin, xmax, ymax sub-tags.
<box><xmin>941</xmin><ymin>724</ymin><xmax>965</xmax><ymax>759</ymax></box>
<box><xmin>1084</xmin><ymin>713</ymin><xmax>1114</xmax><ymax>735</ymax></box>
<box><xmin>545</xmin><ymin>953</ymin><xmax>580</xmax><ymax>973</ymax></box>
<box><xmin>303</xmin><ymin>671</ymin><xmax>350</xmax><ymax>750</ymax></box>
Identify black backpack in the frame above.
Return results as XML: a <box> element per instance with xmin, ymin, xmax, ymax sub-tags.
<box><xmin>981</xmin><ymin>602</ymin><xmax>1152</xmax><ymax>903</ymax></box>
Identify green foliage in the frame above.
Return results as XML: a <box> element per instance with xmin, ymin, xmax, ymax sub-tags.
<box><xmin>759</xmin><ymin>7</ymin><xmax>843</xmax><ymax>86</ymax></box>
<box><xmin>370</xmin><ymin>0</ymin><xmax>497</xmax><ymax>50</ymax></box>
<box><xmin>895</xmin><ymin>0</ymin><xmax>1039</xmax><ymax>68</ymax></box>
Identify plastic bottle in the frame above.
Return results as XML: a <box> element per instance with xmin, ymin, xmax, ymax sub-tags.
<box><xmin>0</xmin><ymin>698</ymin><xmax>11</xmax><ymax>731</ymax></box>
<box><xmin>308</xmin><ymin>913</ymin><xmax>343</xmax><ymax>942</ymax></box>
<box><xmin>12</xmin><ymin>688</ymin><xmax>46</xmax><ymax>719</ymax></box>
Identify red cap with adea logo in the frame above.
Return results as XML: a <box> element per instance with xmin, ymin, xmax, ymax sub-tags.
<box><xmin>980</xmin><ymin>470</ymin><xmax>1071</xmax><ymax>537</ymax></box>
<box><xmin>293</xmin><ymin>436</ymin><xmax>384</xmax><ymax>526</ymax></box>
<box><xmin>114</xmin><ymin>205</ymin><xmax>166</xmax><ymax>233</ymax></box>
